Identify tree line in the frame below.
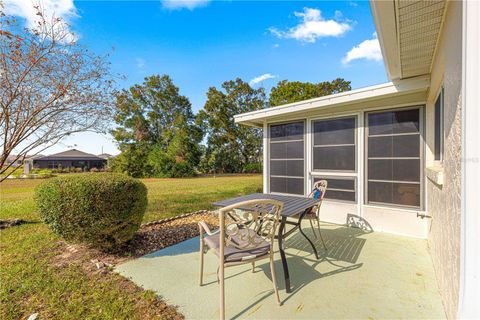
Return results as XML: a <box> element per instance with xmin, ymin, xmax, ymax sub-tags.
<box><xmin>0</xmin><ymin>5</ymin><xmax>351</xmax><ymax>180</ymax></box>
<box><xmin>110</xmin><ymin>75</ymin><xmax>351</xmax><ymax>177</ymax></box>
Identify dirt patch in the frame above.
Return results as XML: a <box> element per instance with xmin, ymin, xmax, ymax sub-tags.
<box><xmin>0</xmin><ymin>219</ymin><xmax>27</xmax><ymax>230</ymax></box>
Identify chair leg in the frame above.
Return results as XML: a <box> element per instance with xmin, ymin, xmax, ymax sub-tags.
<box><xmin>251</xmin><ymin>261</ymin><xmax>255</xmax><ymax>273</ymax></box>
<box><xmin>199</xmin><ymin>239</ymin><xmax>204</xmax><ymax>286</ymax></box>
<box><xmin>309</xmin><ymin>218</ymin><xmax>317</xmax><ymax>238</ymax></box>
<box><xmin>219</xmin><ymin>261</ymin><xmax>225</xmax><ymax>320</ymax></box>
<box><xmin>316</xmin><ymin>217</ymin><xmax>327</xmax><ymax>251</ymax></box>
<box><xmin>269</xmin><ymin>254</ymin><xmax>281</xmax><ymax>305</ymax></box>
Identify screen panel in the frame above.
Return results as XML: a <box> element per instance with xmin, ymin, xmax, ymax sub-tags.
<box><xmin>313</xmin><ymin>177</ymin><xmax>356</xmax><ymax>202</ymax></box>
<box><xmin>313</xmin><ymin>146</ymin><xmax>356</xmax><ymax>171</ymax></box>
<box><xmin>366</xmin><ymin>108</ymin><xmax>422</xmax><ymax>208</ymax></box>
<box><xmin>269</xmin><ymin>121</ymin><xmax>305</xmax><ymax>195</ymax></box>
<box><xmin>313</xmin><ymin>117</ymin><xmax>355</xmax><ymax>145</ymax></box>
<box><xmin>312</xmin><ymin>116</ymin><xmax>356</xmax><ymax>172</ymax></box>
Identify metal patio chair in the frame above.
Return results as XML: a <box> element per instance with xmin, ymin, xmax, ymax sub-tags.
<box><xmin>292</xmin><ymin>180</ymin><xmax>328</xmax><ymax>250</ymax></box>
<box><xmin>198</xmin><ymin>199</ymin><xmax>284</xmax><ymax>320</ymax></box>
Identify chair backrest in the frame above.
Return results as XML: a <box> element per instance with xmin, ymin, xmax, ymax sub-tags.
<box><xmin>218</xmin><ymin>199</ymin><xmax>283</xmax><ymax>251</ymax></box>
<box><xmin>311</xmin><ymin>180</ymin><xmax>328</xmax><ymax>200</ymax></box>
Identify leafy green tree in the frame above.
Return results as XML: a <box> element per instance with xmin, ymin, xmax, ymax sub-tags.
<box><xmin>197</xmin><ymin>78</ymin><xmax>266</xmax><ymax>174</ymax></box>
<box><xmin>268</xmin><ymin>78</ymin><xmax>351</xmax><ymax>106</ymax></box>
<box><xmin>109</xmin><ymin>143</ymin><xmax>152</xmax><ymax>178</ymax></box>
<box><xmin>111</xmin><ymin>75</ymin><xmax>202</xmax><ymax>177</ymax></box>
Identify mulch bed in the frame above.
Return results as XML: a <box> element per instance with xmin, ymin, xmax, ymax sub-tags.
<box><xmin>51</xmin><ymin>210</ymin><xmax>219</xmax><ymax>271</ymax></box>
<box><xmin>112</xmin><ymin>211</ymin><xmax>219</xmax><ymax>261</ymax></box>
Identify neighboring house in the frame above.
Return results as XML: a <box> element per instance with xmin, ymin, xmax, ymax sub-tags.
<box><xmin>32</xmin><ymin>149</ymin><xmax>107</xmax><ymax>170</ymax></box>
<box><xmin>235</xmin><ymin>1</ymin><xmax>479</xmax><ymax>318</ymax></box>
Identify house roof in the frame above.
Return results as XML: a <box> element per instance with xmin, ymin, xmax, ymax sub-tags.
<box><xmin>35</xmin><ymin>149</ymin><xmax>105</xmax><ymax>161</ymax></box>
<box><xmin>234</xmin><ymin>75</ymin><xmax>429</xmax><ymax>127</ymax></box>
<box><xmin>370</xmin><ymin>0</ymin><xmax>447</xmax><ymax>80</ymax></box>
<box><xmin>97</xmin><ymin>153</ymin><xmax>113</xmax><ymax>159</ymax></box>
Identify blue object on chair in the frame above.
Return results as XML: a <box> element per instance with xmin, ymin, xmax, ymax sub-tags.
<box><xmin>309</xmin><ymin>188</ymin><xmax>322</xmax><ymax>199</ymax></box>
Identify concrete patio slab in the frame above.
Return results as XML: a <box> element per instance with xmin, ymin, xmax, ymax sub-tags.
<box><xmin>116</xmin><ymin>223</ymin><xmax>446</xmax><ymax>319</ymax></box>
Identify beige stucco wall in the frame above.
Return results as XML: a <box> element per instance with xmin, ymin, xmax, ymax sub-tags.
<box><xmin>425</xmin><ymin>1</ymin><xmax>462</xmax><ymax>319</ymax></box>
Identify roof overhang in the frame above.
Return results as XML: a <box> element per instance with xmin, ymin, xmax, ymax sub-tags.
<box><xmin>370</xmin><ymin>0</ymin><xmax>447</xmax><ymax>80</ymax></box>
<box><xmin>234</xmin><ymin>75</ymin><xmax>429</xmax><ymax>127</ymax></box>
<box><xmin>34</xmin><ymin>156</ymin><xmax>105</xmax><ymax>161</ymax></box>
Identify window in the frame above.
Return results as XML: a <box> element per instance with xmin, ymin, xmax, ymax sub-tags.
<box><xmin>366</xmin><ymin>108</ymin><xmax>423</xmax><ymax>208</ymax></box>
<box><xmin>269</xmin><ymin>121</ymin><xmax>305</xmax><ymax>195</ymax></box>
<box><xmin>434</xmin><ymin>88</ymin><xmax>444</xmax><ymax>161</ymax></box>
<box><xmin>313</xmin><ymin>177</ymin><xmax>356</xmax><ymax>202</ymax></box>
<box><xmin>312</xmin><ymin>117</ymin><xmax>356</xmax><ymax>171</ymax></box>
<box><xmin>48</xmin><ymin>161</ymin><xmax>59</xmax><ymax>169</ymax></box>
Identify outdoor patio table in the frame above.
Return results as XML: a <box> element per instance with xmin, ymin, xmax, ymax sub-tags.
<box><xmin>213</xmin><ymin>193</ymin><xmax>321</xmax><ymax>293</ymax></box>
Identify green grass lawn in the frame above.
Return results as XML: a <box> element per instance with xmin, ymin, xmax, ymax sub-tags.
<box><xmin>0</xmin><ymin>174</ymin><xmax>262</xmax><ymax>319</ymax></box>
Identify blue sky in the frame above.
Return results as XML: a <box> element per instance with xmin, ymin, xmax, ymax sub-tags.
<box><xmin>6</xmin><ymin>0</ymin><xmax>388</xmax><ymax>155</ymax></box>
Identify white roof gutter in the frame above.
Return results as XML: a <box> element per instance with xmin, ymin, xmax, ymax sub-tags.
<box><xmin>234</xmin><ymin>75</ymin><xmax>429</xmax><ymax>127</ymax></box>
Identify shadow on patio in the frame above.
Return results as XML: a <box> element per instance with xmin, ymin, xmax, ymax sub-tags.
<box><xmin>116</xmin><ymin>222</ymin><xmax>446</xmax><ymax>319</ymax></box>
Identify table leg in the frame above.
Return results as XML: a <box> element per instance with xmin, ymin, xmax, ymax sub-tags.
<box><xmin>298</xmin><ymin>209</ymin><xmax>320</xmax><ymax>260</ymax></box>
<box><xmin>277</xmin><ymin>216</ymin><xmax>291</xmax><ymax>293</ymax></box>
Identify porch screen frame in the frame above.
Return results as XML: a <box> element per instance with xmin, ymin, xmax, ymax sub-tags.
<box><xmin>364</xmin><ymin>106</ymin><xmax>425</xmax><ymax>210</ymax></box>
<box><xmin>268</xmin><ymin>120</ymin><xmax>306</xmax><ymax>196</ymax></box>
<box><xmin>312</xmin><ymin>176</ymin><xmax>357</xmax><ymax>203</ymax></box>
<box><xmin>311</xmin><ymin>115</ymin><xmax>358</xmax><ymax>173</ymax></box>
<box><xmin>309</xmin><ymin>115</ymin><xmax>358</xmax><ymax>203</ymax></box>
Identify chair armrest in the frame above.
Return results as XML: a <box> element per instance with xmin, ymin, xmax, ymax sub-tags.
<box><xmin>198</xmin><ymin>221</ymin><xmax>219</xmax><ymax>237</ymax></box>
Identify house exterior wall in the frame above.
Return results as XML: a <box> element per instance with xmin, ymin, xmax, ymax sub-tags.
<box><xmin>34</xmin><ymin>160</ymin><xmax>72</xmax><ymax>169</ymax></box>
<box><xmin>425</xmin><ymin>2</ymin><xmax>462</xmax><ymax>319</ymax></box>
<box><xmin>33</xmin><ymin>159</ymin><xmax>106</xmax><ymax>169</ymax></box>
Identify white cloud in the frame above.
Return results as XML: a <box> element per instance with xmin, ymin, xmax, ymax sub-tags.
<box><xmin>269</xmin><ymin>7</ymin><xmax>352</xmax><ymax>43</ymax></box>
<box><xmin>249</xmin><ymin>73</ymin><xmax>277</xmax><ymax>86</ymax></box>
<box><xmin>342</xmin><ymin>33</ymin><xmax>382</xmax><ymax>64</ymax></box>
<box><xmin>3</xmin><ymin>0</ymin><xmax>78</xmax><ymax>40</ymax></box>
<box><xmin>161</xmin><ymin>0</ymin><xmax>211</xmax><ymax>10</ymax></box>
<box><xmin>136</xmin><ymin>58</ymin><xmax>146</xmax><ymax>69</ymax></box>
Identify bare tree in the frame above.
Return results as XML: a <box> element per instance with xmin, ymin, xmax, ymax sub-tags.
<box><xmin>0</xmin><ymin>3</ymin><xmax>116</xmax><ymax>181</ymax></box>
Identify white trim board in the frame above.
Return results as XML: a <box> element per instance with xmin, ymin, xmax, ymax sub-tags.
<box><xmin>235</xmin><ymin>76</ymin><xmax>430</xmax><ymax>127</ymax></box>
<box><xmin>458</xmin><ymin>0</ymin><xmax>480</xmax><ymax>318</ymax></box>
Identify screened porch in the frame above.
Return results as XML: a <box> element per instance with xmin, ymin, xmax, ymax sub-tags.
<box><xmin>235</xmin><ymin>77</ymin><xmax>434</xmax><ymax>237</ymax></box>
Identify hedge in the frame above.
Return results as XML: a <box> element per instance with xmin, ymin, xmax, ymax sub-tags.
<box><xmin>35</xmin><ymin>173</ymin><xmax>147</xmax><ymax>249</ymax></box>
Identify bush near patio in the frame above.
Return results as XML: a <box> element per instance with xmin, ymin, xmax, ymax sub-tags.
<box><xmin>35</xmin><ymin>173</ymin><xmax>147</xmax><ymax>249</ymax></box>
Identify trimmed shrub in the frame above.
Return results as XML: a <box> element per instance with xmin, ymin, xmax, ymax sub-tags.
<box><xmin>35</xmin><ymin>173</ymin><xmax>147</xmax><ymax>249</ymax></box>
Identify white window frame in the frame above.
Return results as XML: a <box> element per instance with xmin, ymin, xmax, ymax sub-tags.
<box><xmin>364</xmin><ymin>106</ymin><xmax>425</xmax><ymax>210</ymax></box>
<box><xmin>311</xmin><ymin>115</ymin><xmax>358</xmax><ymax>174</ymax></box>
<box><xmin>267</xmin><ymin>120</ymin><xmax>306</xmax><ymax>196</ymax></box>
<box><xmin>309</xmin><ymin>114</ymin><xmax>359</xmax><ymax>204</ymax></box>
